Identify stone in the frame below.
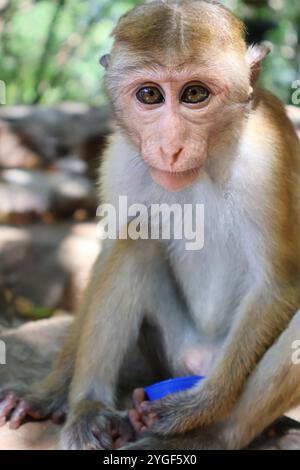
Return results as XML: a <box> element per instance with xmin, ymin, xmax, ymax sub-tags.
<box><xmin>0</xmin><ymin>169</ymin><xmax>97</xmax><ymax>222</ymax></box>
<box><xmin>0</xmin><ymin>121</ymin><xmax>41</xmax><ymax>169</ymax></box>
<box><xmin>0</xmin><ymin>223</ymin><xmax>101</xmax><ymax>314</ymax></box>
<box><xmin>0</xmin><ymin>104</ymin><xmax>112</xmax><ymax>167</ymax></box>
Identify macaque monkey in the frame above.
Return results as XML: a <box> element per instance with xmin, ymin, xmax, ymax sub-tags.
<box><xmin>1</xmin><ymin>0</ymin><xmax>300</xmax><ymax>450</ymax></box>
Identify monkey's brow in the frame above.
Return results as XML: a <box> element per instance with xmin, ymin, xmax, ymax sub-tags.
<box><xmin>120</xmin><ymin>62</ymin><xmax>167</xmax><ymax>73</ymax></box>
<box><xmin>120</xmin><ymin>61</ymin><xmax>197</xmax><ymax>74</ymax></box>
<box><xmin>120</xmin><ymin>62</ymin><xmax>209</xmax><ymax>81</ymax></box>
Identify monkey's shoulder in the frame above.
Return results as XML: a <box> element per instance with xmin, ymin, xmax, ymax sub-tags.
<box><xmin>252</xmin><ymin>88</ymin><xmax>299</xmax><ymax>148</ymax></box>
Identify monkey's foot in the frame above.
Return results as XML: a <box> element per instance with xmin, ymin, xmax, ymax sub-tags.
<box><xmin>61</xmin><ymin>402</ymin><xmax>135</xmax><ymax>450</ymax></box>
<box><xmin>0</xmin><ymin>392</ymin><xmax>66</xmax><ymax>429</ymax></box>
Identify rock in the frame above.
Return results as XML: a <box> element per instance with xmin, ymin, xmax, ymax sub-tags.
<box><xmin>53</xmin><ymin>155</ymin><xmax>88</xmax><ymax>175</ymax></box>
<box><xmin>0</xmin><ymin>169</ymin><xmax>97</xmax><ymax>222</ymax></box>
<box><xmin>49</xmin><ymin>170</ymin><xmax>97</xmax><ymax>216</ymax></box>
<box><xmin>0</xmin><ymin>223</ymin><xmax>101</xmax><ymax>313</ymax></box>
<box><xmin>0</xmin><ymin>121</ymin><xmax>41</xmax><ymax>169</ymax></box>
<box><xmin>0</xmin><ymin>104</ymin><xmax>112</xmax><ymax>168</ymax></box>
<box><xmin>0</xmin><ymin>180</ymin><xmax>51</xmax><ymax>222</ymax></box>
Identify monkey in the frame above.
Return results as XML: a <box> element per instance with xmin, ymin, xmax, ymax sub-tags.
<box><xmin>1</xmin><ymin>0</ymin><xmax>300</xmax><ymax>450</ymax></box>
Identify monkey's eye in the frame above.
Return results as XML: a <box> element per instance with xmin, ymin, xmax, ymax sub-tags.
<box><xmin>136</xmin><ymin>86</ymin><xmax>164</xmax><ymax>105</ymax></box>
<box><xmin>181</xmin><ymin>85</ymin><xmax>210</xmax><ymax>104</ymax></box>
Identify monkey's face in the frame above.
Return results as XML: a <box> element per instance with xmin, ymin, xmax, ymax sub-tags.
<box><xmin>105</xmin><ymin>1</ymin><xmax>256</xmax><ymax>192</ymax></box>
<box><xmin>109</xmin><ymin>62</ymin><xmax>252</xmax><ymax>192</ymax></box>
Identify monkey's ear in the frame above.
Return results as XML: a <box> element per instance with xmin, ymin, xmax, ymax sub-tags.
<box><xmin>247</xmin><ymin>44</ymin><xmax>271</xmax><ymax>85</ymax></box>
<box><xmin>99</xmin><ymin>54</ymin><xmax>110</xmax><ymax>69</ymax></box>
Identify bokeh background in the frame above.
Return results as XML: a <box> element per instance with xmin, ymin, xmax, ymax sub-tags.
<box><xmin>0</xmin><ymin>0</ymin><xmax>300</xmax><ymax>325</ymax></box>
<box><xmin>1</xmin><ymin>0</ymin><xmax>300</xmax><ymax>105</ymax></box>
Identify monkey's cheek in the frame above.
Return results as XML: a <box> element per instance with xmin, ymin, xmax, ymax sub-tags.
<box><xmin>150</xmin><ymin>167</ymin><xmax>202</xmax><ymax>192</ymax></box>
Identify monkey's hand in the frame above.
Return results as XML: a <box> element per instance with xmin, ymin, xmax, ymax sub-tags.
<box><xmin>125</xmin><ymin>394</ymin><xmax>226</xmax><ymax>450</ymax></box>
<box><xmin>129</xmin><ymin>384</ymin><xmax>219</xmax><ymax>436</ymax></box>
<box><xmin>128</xmin><ymin>388</ymin><xmax>158</xmax><ymax>434</ymax></box>
<box><xmin>61</xmin><ymin>401</ymin><xmax>136</xmax><ymax>450</ymax></box>
<box><xmin>0</xmin><ymin>390</ymin><xmax>67</xmax><ymax>429</ymax></box>
<box><xmin>129</xmin><ymin>386</ymin><xmax>190</xmax><ymax>435</ymax></box>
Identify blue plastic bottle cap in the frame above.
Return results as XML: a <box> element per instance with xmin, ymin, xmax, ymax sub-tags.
<box><xmin>144</xmin><ymin>375</ymin><xmax>205</xmax><ymax>401</ymax></box>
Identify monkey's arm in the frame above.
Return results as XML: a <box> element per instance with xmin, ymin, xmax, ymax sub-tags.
<box><xmin>127</xmin><ymin>309</ymin><xmax>300</xmax><ymax>450</ymax></box>
<box><xmin>140</xmin><ymin>283</ymin><xmax>300</xmax><ymax>436</ymax></box>
<box><xmin>61</xmin><ymin>238</ymin><xmax>191</xmax><ymax>450</ymax></box>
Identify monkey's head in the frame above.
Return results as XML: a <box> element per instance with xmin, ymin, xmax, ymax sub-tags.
<box><xmin>101</xmin><ymin>0</ymin><xmax>270</xmax><ymax>191</ymax></box>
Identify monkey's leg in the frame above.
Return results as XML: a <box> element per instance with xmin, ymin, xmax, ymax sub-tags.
<box><xmin>139</xmin><ymin>285</ymin><xmax>300</xmax><ymax>435</ymax></box>
<box><xmin>124</xmin><ymin>309</ymin><xmax>300</xmax><ymax>450</ymax></box>
<box><xmin>61</xmin><ymin>238</ymin><xmax>193</xmax><ymax>450</ymax></box>
<box><xmin>214</xmin><ymin>307</ymin><xmax>300</xmax><ymax>449</ymax></box>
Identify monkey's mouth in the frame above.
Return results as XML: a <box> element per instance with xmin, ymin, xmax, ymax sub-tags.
<box><xmin>150</xmin><ymin>166</ymin><xmax>202</xmax><ymax>192</ymax></box>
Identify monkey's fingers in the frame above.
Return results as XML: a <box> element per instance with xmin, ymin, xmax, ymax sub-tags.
<box><xmin>0</xmin><ymin>394</ymin><xmax>18</xmax><ymax>426</ymax></box>
<box><xmin>129</xmin><ymin>406</ymin><xmax>157</xmax><ymax>433</ymax></box>
<box><xmin>140</xmin><ymin>397</ymin><xmax>164</xmax><ymax>415</ymax></box>
<box><xmin>9</xmin><ymin>399</ymin><xmax>49</xmax><ymax>430</ymax></box>
<box><xmin>140</xmin><ymin>398</ymin><xmax>168</xmax><ymax>428</ymax></box>
<box><xmin>132</xmin><ymin>388</ymin><xmax>146</xmax><ymax>412</ymax></box>
<box><xmin>9</xmin><ymin>400</ymin><xmax>40</xmax><ymax>429</ymax></box>
<box><xmin>131</xmin><ymin>388</ymin><xmax>158</xmax><ymax>431</ymax></box>
<box><xmin>132</xmin><ymin>388</ymin><xmax>150</xmax><ymax>430</ymax></box>
<box><xmin>92</xmin><ymin>411</ymin><xmax>135</xmax><ymax>450</ymax></box>
<box><xmin>91</xmin><ymin>422</ymin><xmax>113</xmax><ymax>449</ymax></box>
<box><xmin>128</xmin><ymin>409</ymin><xmax>144</xmax><ymax>433</ymax></box>
<box><xmin>9</xmin><ymin>401</ymin><xmax>30</xmax><ymax>429</ymax></box>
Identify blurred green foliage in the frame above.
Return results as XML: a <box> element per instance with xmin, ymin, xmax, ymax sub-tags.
<box><xmin>0</xmin><ymin>0</ymin><xmax>299</xmax><ymax>105</ymax></box>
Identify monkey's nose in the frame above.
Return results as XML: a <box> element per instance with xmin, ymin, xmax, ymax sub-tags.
<box><xmin>160</xmin><ymin>147</ymin><xmax>183</xmax><ymax>166</ymax></box>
